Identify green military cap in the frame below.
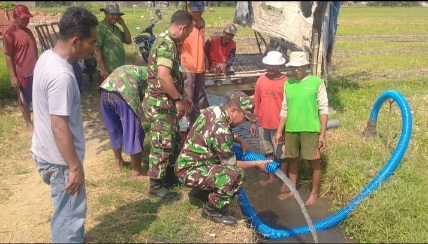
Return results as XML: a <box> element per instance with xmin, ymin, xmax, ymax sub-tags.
<box><xmin>229</xmin><ymin>91</ymin><xmax>257</xmax><ymax>122</ymax></box>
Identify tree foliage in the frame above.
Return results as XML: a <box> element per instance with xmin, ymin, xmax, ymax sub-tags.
<box><xmin>0</xmin><ymin>1</ymin><xmax>15</xmax><ymax>11</ymax></box>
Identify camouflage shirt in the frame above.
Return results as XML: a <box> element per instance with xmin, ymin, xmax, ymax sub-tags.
<box><xmin>99</xmin><ymin>65</ymin><xmax>148</xmax><ymax>114</ymax></box>
<box><xmin>143</xmin><ymin>29</ymin><xmax>184</xmax><ymax>110</ymax></box>
<box><xmin>176</xmin><ymin>105</ymin><xmax>237</xmax><ymax>171</ymax></box>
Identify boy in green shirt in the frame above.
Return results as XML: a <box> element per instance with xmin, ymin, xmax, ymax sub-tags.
<box><xmin>274</xmin><ymin>51</ymin><xmax>329</xmax><ymax>206</ymax></box>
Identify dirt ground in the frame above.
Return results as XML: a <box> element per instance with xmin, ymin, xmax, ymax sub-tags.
<box><xmin>0</xmin><ymin>80</ymin><xmax>116</xmax><ymax>242</ymax></box>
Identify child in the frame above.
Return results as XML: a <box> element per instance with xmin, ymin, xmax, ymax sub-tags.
<box><xmin>250</xmin><ymin>51</ymin><xmax>289</xmax><ymax>194</ymax></box>
<box><xmin>274</xmin><ymin>51</ymin><xmax>329</xmax><ymax>205</ymax></box>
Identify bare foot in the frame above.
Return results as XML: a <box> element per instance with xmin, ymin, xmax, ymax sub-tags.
<box><xmin>26</xmin><ymin>122</ymin><xmax>34</xmax><ymax>132</ymax></box>
<box><xmin>278</xmin><ymin>192</ymin><xmax>293</xmax><ymax>201</ymax></box>
<box><xmin>115</xmin><ymin>161</ymin><xmax>131</xmax><ymax>170</ymax></box>
<box><xmin>304</xmin><ymin>194</ymin><xmax>319</xmax><ymax>206</ymax></box>
<box><xmin>131</xmin><ymin>170</ymin><xmax>148</xmax><ymax>180</ymax></box>
<box><xmin>259</xmin><ymin>175</ymin><xmax>275</xmax><ymax>186</ymax></box>
<box><xmin>280</xmin><ymin>183</ymin><xmax>291</xmax><ymax>193</ymax></box>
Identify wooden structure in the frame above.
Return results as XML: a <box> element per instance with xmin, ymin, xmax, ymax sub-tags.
<box><xmin>181</xmin><ymin>1</ymin><xmax>336</xmax><ymax>96</ymax></box>
<box><xmin>34</xmin><ymin>22</ymin><xmax>59</xmax><ymax>51</ymax></box>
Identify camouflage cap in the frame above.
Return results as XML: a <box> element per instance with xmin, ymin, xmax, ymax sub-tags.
<box><xmin>229</xmin><ymin>91</ymin><xmax>257</xmax><ymax>122</ymax></box>
<box><xmin>100</xmin><ymin>3</ymin><xmax>124</xmax><ymax>16</ymax></box>
<box><xmin>224</xmin><ymin>24</ymin><xmax>237</xmax><ymax>35</ymax></box>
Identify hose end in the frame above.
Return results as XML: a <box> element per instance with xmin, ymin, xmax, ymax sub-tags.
<box><xmin>265</xmin><ymin>161</ymin><xmax>280</xmax><ymax>173</ymax></box>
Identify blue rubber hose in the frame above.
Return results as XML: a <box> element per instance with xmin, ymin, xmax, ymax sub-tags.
<box><xmin>235</xmin><ymin>90</ymin><xmax>413</xmax><ymax>239</ymax></box>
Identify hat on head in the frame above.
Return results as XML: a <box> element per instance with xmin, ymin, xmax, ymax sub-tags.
<box><xmin>229</xmin><ymin>91</ymin><xmax>257</xmax><ymax>122</ymax></box>
<box><xmin>262</xmin><ymin>51</ymin><xmax>286</xmax><ymax>66</ymax></box>
<box><xmin>224</xmin><ymin>24</ymin><xmax>237</xmax><ymax>35</ymax></box>
<box><xmin>285</xmin><ymin>51</ymin><xmax>310</xmax><ymax>67</ymax></box>
<box><xmin>100</xmin><ymin>3</ymin><xmax>124</xmax><ymax>16</ymax></box>
<box><xmin>189</xmin><ymin>1</ymin><xmax>205</xmax><ymax>12</ymax></box>
<box><xmin>13</xmin><ymin>4</ymin><xmax>33</xmax><ymax>19</ymax></box>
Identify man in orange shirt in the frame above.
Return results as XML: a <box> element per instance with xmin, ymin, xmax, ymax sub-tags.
<box><xmin>180</xmin><ymin>1</ymin><xmax>206</xmax><ymax>126</ymax></box>
<box><xmin>3</xmin><ymin>4</ymin><xmax>38</xmax><ymax>132</ymax></box>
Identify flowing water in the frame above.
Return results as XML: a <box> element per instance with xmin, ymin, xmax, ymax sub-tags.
<box><xmin>206</xmin><ymin>93</ymin><xmax>358</xmax><ymax>243</ymax></box>
<box><xmin>274</xmin><ymin>169</ymin><xmax>318</xmax><ymax>243</ymax></box>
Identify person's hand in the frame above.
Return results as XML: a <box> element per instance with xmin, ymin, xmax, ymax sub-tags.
<box><xmin>100</xmin><ymin>68</ymin><xmax>110</xmax><ymax>80</ymax></box>
<box><xmin>10</xmin><ymin>76</ymin><xmax>19</xmax><ymax>90</ymax></box>
<box><xmin>273</xmin><ymin>131</ymin><xmax>283</xmax><ymax>145</ymax></box>
<box><xmin>216</xmin><ymin>63</ymin><xmax>227</xmax><ymax>72</ymax></box>
<box><xmin>117</xmin><ymin>16</ymin><xmax>125</xmax><ymax>26</ymax></box>
<box><xmin>65</xmin><ymin>164</ymin><xmax>85</xmax><ymax>196</ymax></box>
<box><xmin>182</xmin><ymin>97</ymin><xmax>194</xmax><ymax>114</ymax></box>
<box><xmin>255</xmin><ymin>160</ymin><xmax>272</xmax><ymax>173</ymax></box>
<box><xmin>240</xmin><ymin>139</ymin><xmax>249</xmax><ymax>155</ymax></box>
<box><xmin>175</xmin><ymin>100</ymin><xmax>186</xmax><ymax>119</ymax></box>
<box><xmin>318</xmin><ymin>134</ymin><xmax>327</xmax><ymax>151</ymax></box>
<box><xmin>250</xmin><ymin>123</ymin><xmax>257</xmax><ymax>137</ymax></box>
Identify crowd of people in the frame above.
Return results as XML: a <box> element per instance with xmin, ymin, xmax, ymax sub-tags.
<box><xmin>3</xmin><ymin>1</ymin><xmax>328</xmax><ymax>242</ymax></box>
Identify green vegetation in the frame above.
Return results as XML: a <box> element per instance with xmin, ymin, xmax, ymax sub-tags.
<box><xmin>0</xmin><ymin>5</ymin><xmax>427</xmax><ymax>243</ymax></box>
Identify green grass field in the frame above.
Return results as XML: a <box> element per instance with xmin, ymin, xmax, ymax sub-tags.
<box><xmin>0</xmin><ymin>5</ymin><xmax>428</xmax><ymax>243</ymax></box>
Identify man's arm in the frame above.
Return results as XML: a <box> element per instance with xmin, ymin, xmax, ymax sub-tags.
<box><xmin>317</xmin><ymin>81</ymin><xmax>329</xmax><ymax>150</ymax></box>
<box><xmin>118</xmin><ymin>17</ymin><xmax>132</xmax><ymax>44</ymax></box>
<box><xmin>5</xmin><ymin>54</ymin><xmax>19</xmax><ymax>89</ymax></box>
<box><xmin>3</xmin><ymin>33</ymin><xmax>19</xmax><ymax>89</ymax></box>
<box><xmin>225</xmin><ymin>47</ymin><xmax>236</xmax><ymax>66</ymax></box>
<box><xmin>236</xmin><ymin>160</ymin><xmax>270</xmax><ymax>172</ymax></box>
<box><xmin>51</xmin><ymin>115</ymin><xmax>84</xmax><ymax>196</ymax></box>
<box><xmin>274</xmin><ymin>90</ymin><xmax>288</xmax><ymax>145</ymax></box>
<box><xmin>204</xmin><ymin>39</ymin><xmax>212</xmax><ymax>70</ymax></box>
<box><xmin>158</xmin><ymin>66</ymin><xmax>181</xmax><ymax>99</ymax></box>
<box><xmin>93</xmin><ymin>45</ymin><xmax>110</xmax><ymax>79</ymax></box>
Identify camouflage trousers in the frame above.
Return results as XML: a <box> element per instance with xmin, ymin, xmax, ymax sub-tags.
<box><xmin>176</xmin><ymin>163</ymin><xmax>245</xmax><ymax>209</ymax></box>
<box><xmin>143</xmin><ymin>106</ymin><xmax>181</xmax><ymax>179</ymax></box>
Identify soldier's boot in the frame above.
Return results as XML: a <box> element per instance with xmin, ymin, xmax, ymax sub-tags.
<box><xmin>201</xmin><ymin>203</ymin><xmax>237</xmax><ymax>226</ymax></box>
<box><xmin>162</xmin><ymin>166</ymin><xmax>180</xmax><ymax>188</ymax></box>
<box><xmin>149</xmin><ymin>178</ymin><xmax>178</xmax><ymax>199</ymax></box>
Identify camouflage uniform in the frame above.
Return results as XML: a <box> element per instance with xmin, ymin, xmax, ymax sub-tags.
<box><xmin>142</xmin><ymin>30</ymin><xmax>185</xmax><ymax>180</ymax></box>
<box><xmin>175</xmin><ymin>105</ymin><xmax>245</xmax><ymax>209</ymax></box>
<box><xmin>99</xmin><ymin>65</ymin><xmax>148</xmax><ymax>117</ymax></box>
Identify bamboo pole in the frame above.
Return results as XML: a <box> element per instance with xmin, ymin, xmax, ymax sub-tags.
<box><xmin>311</xmin><ymin>31</ymin><xmax>319</xmax><ymax>75</ymax></box>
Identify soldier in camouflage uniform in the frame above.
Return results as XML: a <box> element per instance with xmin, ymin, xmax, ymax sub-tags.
<box><xmin>176</xmin><ymin>91</ymin><xmax>272</xmax><ymax>226</ymax></box>
<box><xmin>99</xmin><ymin>65</ymin><xmax>148</xmax><ymax>179</ymax></box>
<box><xmin>142</xmin><ymin>10</ymin><xmax>194</xmax><ymax>199</ymax></box>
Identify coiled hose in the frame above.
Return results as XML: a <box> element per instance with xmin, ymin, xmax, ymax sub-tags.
<box><xmin>235</xmin><ymin>90</ymin><xmax>413</xmax><ymax>239</ymax></box>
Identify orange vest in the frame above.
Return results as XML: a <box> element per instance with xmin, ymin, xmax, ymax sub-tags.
<box><xmin>180</xmin><ymin>25</ymin><xmax>205</xmax><ymax>73</ymax></box>
<box><xmin>207</xmin><ymin>36</ymin><xmax>236</xmax><ymax>66</ymax></box>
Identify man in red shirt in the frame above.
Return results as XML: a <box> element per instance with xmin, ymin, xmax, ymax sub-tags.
<box><xmin>3</xmin><ymin>4</ymin><xmax>38</xmax><ymax>132</ymax></box>
<box><xmin>205</xmin><ymin>24</ymin><xmax>237</xmax><ymax>75</ymax></box>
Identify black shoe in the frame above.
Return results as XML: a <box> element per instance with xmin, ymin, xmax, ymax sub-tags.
<box><xmin>201</xmin><ymin>204</ymin><xmax>237</xmax><ymax>226</ymax></box>
<box><xmin>149</xmin><ymin>178</ymin><xmax>178</xmax><ymax>199</ymax></box>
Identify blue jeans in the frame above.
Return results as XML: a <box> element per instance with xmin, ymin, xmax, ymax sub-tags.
<box><xmin>34</xmin><ymin>156</ymin><xmax>87</xmax><ymax>243</ymax></box>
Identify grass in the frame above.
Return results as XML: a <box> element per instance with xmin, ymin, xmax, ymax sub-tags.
<box><xmin>1</xmin><ymin>4</ymin><xmax>428</xmax><ymax>243</ymax></box>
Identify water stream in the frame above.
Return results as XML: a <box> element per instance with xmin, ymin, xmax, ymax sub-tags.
<box><xmin>274</xmin><ymin>169</ymin><xmax>318</xmax><ymax>243</ymax></box>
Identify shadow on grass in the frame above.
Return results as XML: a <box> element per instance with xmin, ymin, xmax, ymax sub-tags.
<box><xmin>86</xmin><ymin>196</ymin><xmax>181</xmax><ymax>242</ymax></box>
<box><xmin>327</xmin><ymin>72</ymin><xmax>365</xmax><ymax>113</ymax></box>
